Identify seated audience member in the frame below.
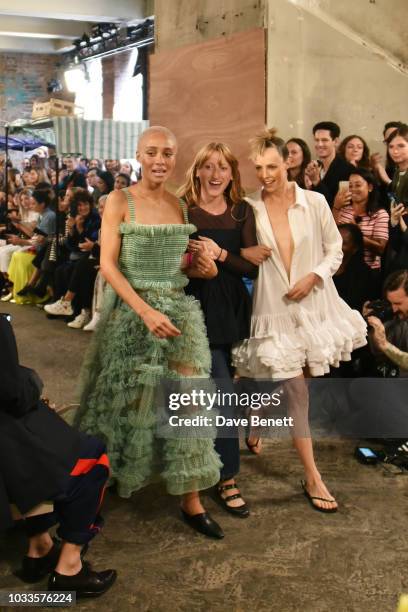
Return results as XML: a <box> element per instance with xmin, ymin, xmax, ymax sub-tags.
<box><xmin>83</xmin><ymin>195</ymin><xmax>108</xmax><ymax>331</ymax></box>
<box><xmin>0</xmin><ymin>316</ymin><xmax>116</xmax><ymax>597</ymax></box>
<box><xmin>66</xmin><ymin>170</ymin><xmax>88</xmax><ymax>191</ymax></box>
<box><xmin>44</xmin><ymin>190</ymin><xmax>100</xmax><ymax>317</ymax></box>
<box><xmin>334</xmin><ymin>223</ymin><xmax>375</xmax><ymax>311</ymax></box>
<box><xmin>305</xmin><ymin>121</ymin><xmax>355</xmax><ymax>207</ymax></box>
<box><xmin>4</xmin><ymin>189</ymin><xmax>56</xmax><ymax>304</ymax></box>
<box><xmin>0</xmin><ymin>189</ymin><xmax>38</xmax><ymax>294</ymax></box>
<box><xmin>18</xmin><ymin>190</ymin><xmax>71</xmax><ymax>299</ymax></box>
<box><xmin>371</xmin><ymin>121</ymin><xmax>404</xmax><ymax>188</ymax></box>
<box><xmin>338</xmin><ymin>135</ymin><xmax>371</xmax><ymax>169</ymax></box>
<box><xmin>7</xmin><ymin>168</ymin><xmax>24</xmax><ymax>195</ymax></box>
<box><xmin>25</xmin><ymin>168</ymin><xmax>41</xmax><ymax>188</ymax></box>
<box><xmin>286</xmin><ymin>138</ymin><xmax>312</xmax><ymax>188</ymax></box>
<box><xmin>333</xmin><ymin>168</ymin><xmax>389</xmax><ymax>295</ymax></box>
<box><xmin>386</xmin><ymin>124</ymin><xmax>408</xmax><ymax>206</ymax></box>
<box><xmin>88</xmin><ymin>159</ymin><xmax>102</xmax><ymax>170</ymax></box>
<box><xmin>114</xmin><ymin>172</ymin><xmax>131</xmax><ymax>190</ymax></box>
<box><xmin>104</xmin><ymin>159</ymin><xmax>120</xmax><ymax>176</ymax></box>
<box><xmin>97</xmin><ymin>171</ymin><xmax>114</xmax><ymax>196</ymax></box>
<box><xmin>63</xmin><ymin>195</ymin><xmax>106</xmax><ymax>329</ymax></box>
<box><xmin>119</xmin><ymin>161</ymin><xmax>137</xmax><ymax>182</ymax></box>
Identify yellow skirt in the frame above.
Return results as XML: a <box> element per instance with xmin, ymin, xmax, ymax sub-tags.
<box><xmin>7</xmin><ymin>251</ymin><xmax>46</xmax><ymax>305</ymax></box>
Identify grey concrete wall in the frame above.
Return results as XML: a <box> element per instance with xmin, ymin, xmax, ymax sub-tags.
<box><xmin>153</xmin><ymin>0</ymin><xmax>407</xmax><ymax>156</ymax></box>
<box><xmin>266</xmin><ymin>0</ymin><xmax>408</xmax><ymax>152</ymax></box>
<box><xmin>154</xmin><ymin>0</ymin><xmax>265</xmax><ymax>52</ymax></box>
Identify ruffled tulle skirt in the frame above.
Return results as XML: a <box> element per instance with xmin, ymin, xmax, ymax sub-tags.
<box><xmin>75</xmin><ymin>286</ymin><xmax>222</xmax><ymax>497</ymax></box>
<box><xmin>232</xmin><ymin>288</ymin><xmax>367</xmax><ymax>379</ymax></box>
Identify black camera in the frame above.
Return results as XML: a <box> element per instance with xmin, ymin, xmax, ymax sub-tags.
<box><xmin>366</xmin><ymin>299</ymin><xmax>394</xmax><ymax>323</ymax></box>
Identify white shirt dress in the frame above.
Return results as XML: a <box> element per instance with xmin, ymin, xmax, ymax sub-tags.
<box><xmin>232</xmin><ymin>184</ymin><xmax>367</xmax><ymax>379</ymax></box>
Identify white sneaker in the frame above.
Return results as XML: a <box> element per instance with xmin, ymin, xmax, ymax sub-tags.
<box><xmin>1</xmin><ymin>292</ymin><xmax>13</xmax><ymax>302</ymax></box>
<box><xmin>67</xmin><ymin>309</ymin><xmax>91</xmax><ymax>329</ymax></box>
<box><xmin>44</xmin><ymin>299</ymin><xmax>74</xmax><ymax>316</ymax></box>
<box><xmin>83</xmin><ymin>312</ymin><xmax>101</xmax><ymax>331</ymax></box>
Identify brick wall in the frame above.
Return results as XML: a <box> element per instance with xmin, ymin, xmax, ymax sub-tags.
<box><xmin>0</xmin><ymin>53</ymin><xmax>59</xmax><ymax>123</ymax></box>
<box><xmin>102</xmin><ymin>50</ymin><xmax>136</xmax><ymax>119</ymax></box>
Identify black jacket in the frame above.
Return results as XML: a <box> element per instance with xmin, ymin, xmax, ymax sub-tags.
<box><xmin>313</xmin><ymin>155</ymin><xmax>355</xmax><ymax>207</ymax></box>
<box><xmin>0</xmin><ymin>318</ymin><xmax>80</xmax><ymax>530</ymax></box>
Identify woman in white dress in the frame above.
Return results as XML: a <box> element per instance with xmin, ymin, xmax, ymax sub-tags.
<box><xmin>234</xmin><ymin>129</ymin><xmax>367</xmax><ymax>512</ymax></box>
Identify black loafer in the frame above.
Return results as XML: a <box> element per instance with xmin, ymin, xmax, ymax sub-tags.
<box><xmin>18</xmin><ymin>541</ymin><xmax>89</xmax><ymax>583</ymax></box>
<box><xmin>181</xmin><ymin>510</ymin><xmax>224</xmax><ymax>539</ymax></box>
<box><xmin>216</xmin><ymin>483</ymin><xmax>250</xmax><ymax>518</ymax></box>
<box><xmin>19</xmin><ymin>542</ymin><xmax>61</xmax><ymax>583</ymax></box>
<box><xmin>48</xmin><ymin>564</ymin><xmax>117</xmax><ymax>598</ymax></box>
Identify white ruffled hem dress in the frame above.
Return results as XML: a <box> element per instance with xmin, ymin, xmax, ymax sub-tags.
<box><xmin>232</xmin><ymin>184</ymin><xmax>367</xmax><ymax>379</ymax></box>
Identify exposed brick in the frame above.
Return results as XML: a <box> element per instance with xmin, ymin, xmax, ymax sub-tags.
<box><xmin>0</xmin><ymin>53</ymin><xmax>59</xmax><ymax>122</ymax></box>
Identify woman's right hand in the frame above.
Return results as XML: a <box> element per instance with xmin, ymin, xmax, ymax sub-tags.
<box><xmin>241</xmin><ymin>245</ymin><xmax>272</xmax><ymax>265</ymax></box>
<box><xmin>333</xmin><ymin>189</ymin><xmax>351</xmax><ymax>210</ymax></box>
<box><xmin>390</xmin><ymin>202</ymin><xmax>406</xmax><ymax>227</ymax></box>
<box><xmin>140</xmin><ymin>307</ymin><xmax>181</xmax><ymax>338</ymax></box>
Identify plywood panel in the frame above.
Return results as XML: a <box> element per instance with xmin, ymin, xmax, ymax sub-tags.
<box><xmin>149</xmin><ymin>28</ymin><xmax>265</xmax><ymax>192</ymax></box>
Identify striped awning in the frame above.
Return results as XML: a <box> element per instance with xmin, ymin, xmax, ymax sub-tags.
<box><xmin>53</xmin><ymin>117</ymin><xmax>149</xmax><ymax>158</ymax></box>
<box><xmin>9</xmin><ymin>117</ymin><xmax>149</xmax><ymax>158</ymax></box>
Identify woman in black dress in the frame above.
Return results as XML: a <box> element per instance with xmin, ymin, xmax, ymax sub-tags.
<box><xmin>179</xmin><ymin>142</ymin><xmax>258</xmax><ymax>517</ymax></box>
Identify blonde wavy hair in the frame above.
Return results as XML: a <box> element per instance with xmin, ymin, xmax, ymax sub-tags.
<box><xmin>249</xmin><ymin>127</ymin><xmax>289</xmax><ymax>161</ymax></box>
<box><xmin>178</xmin><ymin>142</ymin><xmax>244</xmax><ymax>207</ymax></box>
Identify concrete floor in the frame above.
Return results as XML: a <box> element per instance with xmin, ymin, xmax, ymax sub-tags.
<box><xmin>0</xmin><ymin>302</ymin><xmax>407</xmax><ymax>612</ymax></box>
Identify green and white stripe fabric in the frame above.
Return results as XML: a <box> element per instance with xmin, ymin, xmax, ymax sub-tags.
<box><xmin>53</xmin><ymin>117</ymin><xmax>149</xmax><ymax>158</ymax></box>
<box><xmin>10</xmin><ymin>118</ymin><xmax>149</xmax><ymax>158</ymax></box>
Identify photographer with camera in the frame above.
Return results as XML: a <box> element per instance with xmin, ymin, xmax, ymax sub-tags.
<box><xmin>366</xmin><ymin>269</ymin><xmax>408</xmax><ymax>370</ymax></box>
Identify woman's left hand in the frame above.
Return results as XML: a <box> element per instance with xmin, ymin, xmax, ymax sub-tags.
<box><xmin>286</xmin><ymin>273</ymin><xmax>319</xmax><ymax>301</ymax></box>
<box><xmin>189</xmin><ymin>236</ymin><xmax>220</xmax><ymax>260</ymax></box>
<box><xmin>79</xmin><ymin>238</ymin><xmax>94</xmax><ymax>252</ymax></box>
<box><xmin>193</xmin><ymin>250</ymin><xmax>218</xmax><ymax>278</ymax></box>
<box><xmin>367</xmin><ymin>316</ymin><xmax>388</xmax><ymax>350</ymax></box>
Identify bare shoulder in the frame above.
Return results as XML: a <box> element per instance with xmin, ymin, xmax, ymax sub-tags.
<box><xmin>104</xmin><ymin>189</ymin><xmax>128</xmax><ymax>220</ymax></box>
<box><xmin>165</xmin><ymin>191</ymin><xmax>181</xmax><ymax>206</ymax></box>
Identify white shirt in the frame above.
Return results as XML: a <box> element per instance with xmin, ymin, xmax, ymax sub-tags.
<box><xmin>233</xmin><ymin>183</ymin><xmax>367</xmax><ymax>378</ymax></box>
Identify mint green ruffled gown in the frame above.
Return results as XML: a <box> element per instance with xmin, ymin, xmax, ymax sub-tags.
<box><xmin>75</xmin><ymin>189</ymin><xmax>221</xmax><ymax>497</ymax></box>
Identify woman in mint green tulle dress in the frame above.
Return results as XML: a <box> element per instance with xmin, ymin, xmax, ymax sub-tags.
<box><xmin>75</xmin><ymin>127</ymin><xmax>224</xmax><ymax>538</ymax></box>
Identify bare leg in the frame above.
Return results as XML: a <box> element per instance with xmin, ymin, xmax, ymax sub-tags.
<box><xmin>27</xmin><ymin>532</ymin><xmax>53</xmax><ymax>558</ymax></box>
<box><xmin>285</xmin><ymin>374</ymin><xmax>338</xmax><ymax>511</ymax></box>
<box><xmin>180</xmin><ymin>491</ymin><xmax>205</xmax><ymax>516</ymax></box>
<box><xmin>55</xmin><ymin>542</ymin><xmax>82</xmax><ymax>576</ymax></box>
<box><xmin>63</xmin><ymin>290</ymin><xmax>75</xmax><ymax>302</ymax></box>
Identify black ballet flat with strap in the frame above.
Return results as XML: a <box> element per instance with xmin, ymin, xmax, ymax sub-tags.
<box><xmin>217</xmin><ymin>482</ymin><xmax>250</xmax><ymax>518</ymax></box>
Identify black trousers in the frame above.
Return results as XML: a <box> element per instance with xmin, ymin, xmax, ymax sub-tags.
<box><xmin>211</xmin><ymin>345</ymin><xmax>240</xmax><ymax>481</ymax></box>
<box><xmin>68</xmin><ymin>256</ymin><xmax>98</xmax><ymax>311</ymax></box>
<box><xmin>24</xmin><ymin>433</ymin><xmax>109</xmax><ymax>546</ymax></box>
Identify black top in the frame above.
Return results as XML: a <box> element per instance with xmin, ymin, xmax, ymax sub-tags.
<box><xmin>0</xmin><ymin>318</ymin><xmax>81</xmax><ymax>529</ymax></box>
<box><xmin>333</xmin><ymin>255</ymin><xmax>375</xmax><ymax>311</ymax></box>
<box><xmin>391</xmin><ymin>168</ymin><xmax>408</xmax><ymax>206</ymax></box>
<box><xmin>388</xmin><ymin>213</ymin><xmax>408</xmax><ymax>272</ymax></box>
<box><xmin>313</xmin><ymin>155</ymin><xmax>355</xmax><ymax>207</ymax></box>
<box><xmin>186</xmin><ymin>200</ymin><xmax>258</xmax><ymax>345</ymax></box>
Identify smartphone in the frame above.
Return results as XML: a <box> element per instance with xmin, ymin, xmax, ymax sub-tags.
<box><xmin>0</xmin><ymin>313</ymin><xmax>12</xmax><ymax>322</ymax></box>
<box><xmin>339</xmin><ymin>180</ymin><xmax>349</xmax><ymax>192</ymax></box>
<box><xmin>355</xmin><ymin>446</ymin><xmax>379</xmax><ymax>464</ymax></box>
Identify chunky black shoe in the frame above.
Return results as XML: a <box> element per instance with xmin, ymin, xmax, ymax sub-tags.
<box><xmin>31</xmin><ymin>283</ymin><xmax>48</xmax><ymax>298</ymax></box>
<box><xmin>19</xmin><ymin>543</ymin><xmax>61</xmax><ymax>583</ymax></box>
<box><xmin>17</xmin><ymin>284</ymin><xmax>35</xmax><ymax>297</ymax></box>
<box><xmin>48</xmin><ymin>564</ymin><xmax>117</xmax><ymax>598</ymax></box>
<box><xmin>217</xmin><ymin>482</ymin><xmax>250</xmax><ymax>518</ymax></box>
<box><xmin>181</xmin><ymin>510</ymin><xmax>224</xmax><ymax>539</ymax></box>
